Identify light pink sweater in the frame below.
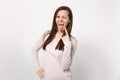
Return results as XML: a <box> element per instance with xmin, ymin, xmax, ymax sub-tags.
<box><xmin>32</xmin><ymin>31</ymin><xmax>77</xmax><ymax>80</ymax></box>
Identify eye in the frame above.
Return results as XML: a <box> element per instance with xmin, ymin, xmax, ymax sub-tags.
<box><xmin>56</xmin><ymin>15</ymin><xmax>60</xmax><ymax>18</ymax></box>
<box><xmin>63</xmin><ymin>16</ymin><xmax>67</xmax><ymax>19</ymax></box>
<box><xmin>62</xmin><ymin>16</ymin><xmax>68</xmax><ymax>19</ymax></box>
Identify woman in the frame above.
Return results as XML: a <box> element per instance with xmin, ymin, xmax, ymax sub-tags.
<box><xmin>32</xmin><ymin>6</ymin><xmax>77</xmax><ymax>80</ymax></box>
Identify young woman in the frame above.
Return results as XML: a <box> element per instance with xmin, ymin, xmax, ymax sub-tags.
<box><xmin>32</xmin><ymin>6</ymin><xmax>77</xmax><ymax>80</ymax></box>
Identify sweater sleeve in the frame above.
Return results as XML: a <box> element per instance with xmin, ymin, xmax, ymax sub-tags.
<box><xmin>61</xmin><ymin>36</ymin><xmax>77</xmax><ymax>71</ymax></box>
<box><xmin>32</xmin><ymin>30</ymin><xmax>50</xmax><ymax>70</ymax></box>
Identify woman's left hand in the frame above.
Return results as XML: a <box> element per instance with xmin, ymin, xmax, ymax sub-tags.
<box><xmin>62</xmin><ymin>27</ymin><xmax>70</xmax><ymax>41</ymax></box>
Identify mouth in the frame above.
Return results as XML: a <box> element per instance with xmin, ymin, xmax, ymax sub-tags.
<box><xmin>58</xmin><ymin>23</ymin><xmax>64</xmax><ymax>26</ymax></box>
<box><xmin>57</xmin><ymin>23</ymin><xmax>65</xmax><ymax>31</ymax></box>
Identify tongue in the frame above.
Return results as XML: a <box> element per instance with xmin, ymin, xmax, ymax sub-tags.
<box><xmin>61</xmin><ymin>27</ymin><xmax>64</xmax><ymax>31</ymax></box>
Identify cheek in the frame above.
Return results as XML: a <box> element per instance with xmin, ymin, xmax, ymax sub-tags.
<box><xmin>55</xmin><ymin>19</ymin><xmax>57</xmax><ymax>23</ymax></box>
<box><xmin>55</xmin><ymin>18</ymin><xmax>59</xmax><ymax>23</ymax></box>
<box><xmin>64</xmin><ymin>20</ymin><xmax>70</xmax><ymax>26</ymax></box>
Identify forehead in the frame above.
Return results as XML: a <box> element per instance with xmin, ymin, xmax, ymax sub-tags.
<box><xmin>57</xmin><ymin>10</ymin><xmax>69</xmax><ymax>16</ymax></box>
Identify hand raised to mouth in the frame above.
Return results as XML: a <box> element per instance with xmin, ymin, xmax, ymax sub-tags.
<box><xmin>61</xmin><ymin>26</ymin><xmax>70</xmax><ymax>41</ymax></box>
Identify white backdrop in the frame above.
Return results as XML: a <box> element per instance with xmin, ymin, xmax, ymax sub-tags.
<box><xmin>0</xmin><ymin>0</ymin><xmax>120</xmax><ymax>80</ymax></box>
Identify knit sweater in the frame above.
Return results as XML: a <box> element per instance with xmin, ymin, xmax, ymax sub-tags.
<box><xmin>32</xmin><ymin>31</ymin><xmax>77</xmax><ymax>80</ymax></box>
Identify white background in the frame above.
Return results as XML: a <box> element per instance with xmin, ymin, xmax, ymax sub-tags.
<box><xmin>0</xmin><ymin>0</ymin><xmax>120</xmax><ymax>80</ymax></box>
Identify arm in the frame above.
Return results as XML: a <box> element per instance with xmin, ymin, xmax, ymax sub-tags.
<box><xmin>32</xmin><ymin>31</ymin><xmax>50</xmax><ymax>70</ymax></box>
<box><xmin>61</xmin><ymin>40</ymin><xmax>72</xmax><ymax>71</ymax></box>
<box><xmin>61</xmin><ymin>37</ymin><xmax>77</xmax><ymax>71</ymax></box>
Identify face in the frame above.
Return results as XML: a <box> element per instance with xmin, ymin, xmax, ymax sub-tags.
<box><xmin>55</xmin><ymin>10</ymin><xmax>70</xmax><ymax>32</ymax></box>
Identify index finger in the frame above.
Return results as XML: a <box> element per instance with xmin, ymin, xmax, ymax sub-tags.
<box><xmin>64</xmin><ymin>27</ymin><xmax>68</xmax><ymax>35</ymax></box>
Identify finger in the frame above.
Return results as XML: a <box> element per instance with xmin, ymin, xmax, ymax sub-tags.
<box><xmin>64</xmin><ymin>27</ymin><xmax>68</xmax><ymax>35</ymax></box>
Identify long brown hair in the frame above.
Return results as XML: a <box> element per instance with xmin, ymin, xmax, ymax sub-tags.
<box><xmin>43</xmin><ymin>6</ymin><xmax>73</xmax><ymax>51</ymax></box>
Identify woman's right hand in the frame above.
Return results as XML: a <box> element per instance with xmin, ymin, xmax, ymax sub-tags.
<box><xmin>36</xmin><ymin>67</ymin><xmax>45</xmax><ymax>78</ymax></box>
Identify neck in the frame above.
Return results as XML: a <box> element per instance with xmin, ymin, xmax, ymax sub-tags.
<box><xmin>57</xmin><ymin>31</ymin><xmax>63</xmax><ymax>34</ymax></box>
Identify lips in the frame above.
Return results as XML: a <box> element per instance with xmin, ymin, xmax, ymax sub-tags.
<box><xmin>58</xmin><ymin>23</ymin><xmax>64</xmax><ymax>26</ymax></box>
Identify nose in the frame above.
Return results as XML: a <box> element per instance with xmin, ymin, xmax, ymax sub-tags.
<box><xmin>59</xmin><ymin>17</ymin><xmax>63</xmax><ymax>22</ymax></box>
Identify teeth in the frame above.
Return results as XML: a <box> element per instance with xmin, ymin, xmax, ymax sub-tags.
<box><xmin>59</xmin><ymin>24</ymin><xmax>64</xmax><ymax>26</ymax></box>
